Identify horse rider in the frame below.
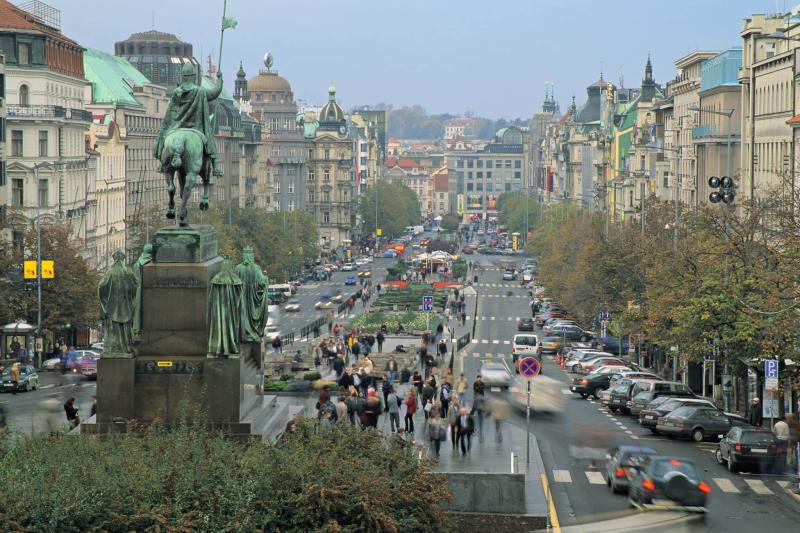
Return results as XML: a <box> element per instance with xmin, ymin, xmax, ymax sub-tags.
<box><xmin>154</xmin><ymin>63</ymin><xmax>224</xmax><ymax>178</ymax></box>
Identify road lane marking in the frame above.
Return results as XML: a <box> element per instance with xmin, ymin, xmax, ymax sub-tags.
<box><xmin>561</xmin><ymin>389</ymin><xmax>572</xmax><ymax>394</ymax></box>
<box><xmin>541</xmin><ymin>473</ymin><xmax>561</xmax><ymax>532</ymax></box>
<box><xmin>552</xmin><ymin>470</ymin><xmax>572</xmax><ymax>483</ymax></box>
<box><xmin>482</xmin><ymin>340</ymin><xmax>489</xmax><ymax>344</ymax></box>
<box><xmin>503</xmin><ymin>340</ymin><xmax>510</xmax><ymax>344</ymax></box>
<box><xmin>713</xmin><ymin>478</ymin><xmax>740</xmax><ymax>493</ymax></box>
<box><xmin>744</xmin><ymin>479</ymin><xmax>772</xmax><ymax>494</ymax></box>
<box><xmin>492</xmin><ymin>340</ymin><xmax>499</xmax><ymax>344</ymax></box>
<box><xmin>471</xmin><ymin>339</ymin><xmax>478</xmax><ymax>344</ymax></box>
<box><xmin>585</xmin><ymin>471</ymin><xmax>605</xmax><ymax>484</ymax></box>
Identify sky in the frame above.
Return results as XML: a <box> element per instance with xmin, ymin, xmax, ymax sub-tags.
<box><xmin>44</xmin><ymin>0</ymin><xmax>785</xmax><ymax>118</ymax></box>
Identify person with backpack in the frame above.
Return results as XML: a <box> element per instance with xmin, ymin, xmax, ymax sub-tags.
<box><xmin>439</xmin><ymin>381</ymin><xmax>452</xmax><ymax>418</ymax></box>
<box><xmin>386</xmin><ymin>386</ymin><xmax>402</xmax><ymax>433</ymax></box>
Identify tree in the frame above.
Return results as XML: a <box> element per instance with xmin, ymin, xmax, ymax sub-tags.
<box><xmin>0</xmin><ymin>221</ymin><xmax>99</xmax><ymax>331</ymax></box>
<box><xmin>358</xmin><ymin>181</ymin><xmax>421</xmax><ymax>239</ymax></box>
<box><xmin>440</xmin><ymin>214</ymin><xmax>460</xmax><ymax>231</ymax></box>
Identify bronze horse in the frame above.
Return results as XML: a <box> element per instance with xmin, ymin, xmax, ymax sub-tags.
<box><xmin>159</xmin><ymin>128</ymin><xmax>211</xmax><ymax>226</ymax></box>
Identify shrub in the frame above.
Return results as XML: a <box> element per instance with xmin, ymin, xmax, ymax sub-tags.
<box><xmin>302</xmin><ymin>371</ymin><xmax>322</xmax><ymax>382</ymax></box>
<box><xmin>0</xmin><ymin>421</ymin><xmax>450</xmax><ymax>532</ymax></box>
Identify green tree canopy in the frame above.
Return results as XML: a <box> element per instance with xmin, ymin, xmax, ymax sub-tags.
<box><xmin>358</xmin><ymin>181</ymin><xmax>421</xmax><ymax>239</ymax></box>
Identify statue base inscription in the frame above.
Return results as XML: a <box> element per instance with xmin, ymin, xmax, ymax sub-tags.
<box><xmin>152</xmin><ymin>225</ymin><xmax>218</xmax><ymax>263</ymax></box>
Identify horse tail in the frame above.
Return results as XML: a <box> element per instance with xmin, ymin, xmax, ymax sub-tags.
<box><xmin>170</xmin><ymin>133</ymin><xmax>185</xmax><ymax>169</ymax></box>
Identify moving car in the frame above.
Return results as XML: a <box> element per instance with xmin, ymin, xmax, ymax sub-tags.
<box><xmin>511</xmin><ymin>334</ymin><xmax>541</xmax><ymax>373</ymax></box>
<box><xmin>377</xmin><ymin>249</ymin><xmax>398</xmax><ymax>258</ymax></box>
<box><xmin>314</xmin><ymin>300</ymin><xmax>334</xmax><ymax>310</ymax></box>
<box><xmin>656</xmin><ymin>406</ymin><xmax>739</xmax><ymax>442</ymax></box>
<box><xmin>517</xmin><ymin>317</ymin><xmax>535</xmax><ymax>331</ymax></box>
<box><xmin>460</xmin><ymin>246</ymin><xmax>474</xmax><ymax>254</ymax></box>
<box><xmin>480</xmin><ymin>361</ymin><xmax>513</xmax><ymax>388</ymax></box>
<box><xmin>42</xmin><ymin>349</ymin><xmax>99</xmax><ymax>371</ymax></box>
<box><xmin>0</xmin><ymin>365</ymin><xmax>39</xmax><ymax>392</ymax></box>
<box><xmin>77</xmin><ymin>353</ymin><xmax>99</xmax><ymax>380</ymax></box>
<box><xmin>606</xmin><ymin>446</ymin><xmax>659</xmax><ymax>494</ymax></box>
<box><xmin>627</xmin><ymin>456</ymin><xmax>711</xmax><ymax>511</ymax></box>
<box><xmin>344</xmin><ymin>275</ymin><xmax>357</xmax><ymax>286</ymax></box>
<box><xmin>357</xmin><ymin>271</ymin><xmax>372</xmax><ymax>278</ymax></box>
<box><xmin>354</xmin><ymin>258</ymin><xmax>369</xmax><ymax>267</ymax></box>
<box><xmin>716</xmin><ymin>427</ymin><xmax>781</xmax><ymax>473</ymax></box>
<box><xmin>502</xmin><ymin>270</ymin><xmax>516</xmax><ymax>281</ymax></box>
<box><xmin>284</xmin><ymin>299</ymin><xmax>301</xmax><ymax>312</ymax></box>
<box><xmin>341</xmin><ymin>263</ymin><xmax>355</xmax><ymax>271</ymax></box>
<box><xmin>263</xmin><ymin>325</ymin><xmax>281</xmax><ymax>342</ymax></box>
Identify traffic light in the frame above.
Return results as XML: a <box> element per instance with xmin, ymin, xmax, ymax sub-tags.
<box><xmin>708</xmin><ymin>176</ymin><xmax>736</xmax><ymax>204</ymax></box>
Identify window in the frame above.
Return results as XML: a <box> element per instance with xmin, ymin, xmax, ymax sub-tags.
<box><xmin>309</xmin><ymin>191</ymin><xmax>315</xmax><ymax>203</ymax></box>
<box><xmin>439</xmin><ymin>192</ymin><xmax>444</xmax><ymax>199</ymax></box>
<box><xmin>323</xmin><ymin>211</ymin><xmax>330</xmax><ymax>224</ymax></box>
<box><xmin>467</xmin><ymin>183</ymin><xmax>473</xmax><ymax>191</ymax></box>
<box><xmin>477</xmin><ymin>182</ymin><xmax>483</xmax><ymax>191</ymax></box>
<box><xmin>505</xmin><ymin>160</ymin><xmax>512</xmax><ymax>168</ymax></box>
<box><xmin>496</xmin><ymin>160</ymin><xmax>502</xmax><ymax>168</ymax></box>
<box><xmin>11</xmin><ymin>130</ymin><xmax>23</xmax><ymax>157</ymax></box>
<box><xmin>308</xmin><ymin>169</ymin><xmax>315</xmax><ymax>181</ymax></box>
<box><xmin>477</xmin><ymin>160</ymin><xmax>483</xmax><ymax>168</ymax></box>
<box><xmin>477</xmin><ymin>171</ymin><xmax>483</xmax><ymax>179</ymax></box>
<box><xmin>486</xmin><ymin>160</ymin><xmax>493</xmax><ymax>169</ymax></box>
<box><xmin>19</xmin><ymin>84</ymin><xmax>29</xmax><ymax>106</ymax></box>
<box><xmin>38</xmin><ymin>130</ymin><xmax>48</xmax><ymax>156</ymax></box>
<box><xmin>270</xmin><ymin>118</ymin><xmax>279</xmax><ymax>132</ymax></box>
<box><xmin>505</xmin><ymin>183</ymin><xmax>512</xmax><ymax>192</ymax></box>
<box><xmin>439</xmin><ymin>202</ymin><xmax>444</xmax><ymax>210</ymax></box>
<box><xmin>323</xmin><ymin>169</ymin><xmax>330</xmax><ymax>182</ymax></box>
<box><xmin>275</xmin><ymin>181</ymin><xmax>281</xmax><ymax>193</ymax></box>
<box><xmin>467</xmin><ymin>160</ymin><xmax>474</xmax><ymax>168</ymax></box>
<box><xmin>0</xmin><ymin>161</ymin><xmax>5</xmax><ymax>186</ymax></box>
<box><xmin>18</xmin><ymin>43</ymin><xmax>30</xmax><ymax>65</ymax></box>
<box><xmin>515</xmin><ymin>160</ymin><xmax>521</xmax><ymax>169</ymax></box>
<box><xmin>288</xmin><ymin>183</ymin><xmax>294</xmax><ymax>194</ymax></box>
<box><xmin>287</xmin><ymin>167</ymin><xmax>295</xmax><ymax>176</ymax></box>
<box><xmin>663</xmin><ymin>172</ymin><xmax>669</xmax><ymax>189</ymax></box>
<box><xmin>487</xmin><ymin>171</ymin><xmax>493</xmax><ymax>180</ymax></box>
<box><xmin>324</xmin><ymin>148</ymin><xmax>330</xmax><ymax>160</ymax></box>
<box><xmin>360</xmin><ymin>157</ymin><xmax>367</xmax><ymax>165</ymax></box>
<box><xmin>288</xmin><ymin>200</ymin><xmax>295</xmax><ymax>211</ymax></box>
<box><xmin>12</xmin><ymin>178</ymin><xmax>24</xmax><ymax>206</ymax></box>
<box><xmin>514</xmin><ymin>171</ymin><xmax>521</xmax><ymax>179</ymax></box>
<box><xmin>457</xmin><ymin>160</ymin><xmax>464</xmax><ymax>168</ymax></box>
<box><xmin>323</xmin><ymin>190</ymin><xmax>330</xmax><ymax>202</ymax></box>
<box><xmin>38</xmin><ymin>179</ymin><xmax>48</xmax><ymax>206</ymax></box>
<box><xmin>467</xmin><ymin>171</ymin><xmax>473</xmax><ymax>179</ymax></box>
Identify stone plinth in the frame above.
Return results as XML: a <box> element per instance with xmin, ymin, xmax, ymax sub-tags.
<box><xmin>137</xmin><ymin>256</ymin><xmax>222</xmax><ymax>356</ymax></box>
<box><xmin>91</xmin><ymin>355</ymin><xmax>260</xmax><ymax>437</ymax></box>
<box><xmin>152</xmin><ymin>225</ymin><xmax>218</xmax><ymax>263</ymax></box>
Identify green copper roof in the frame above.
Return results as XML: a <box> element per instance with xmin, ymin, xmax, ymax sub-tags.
<box><xmin>83</xmin><ymin>48</ymin><xmax>150</xmax><ymax>108</ymax></box>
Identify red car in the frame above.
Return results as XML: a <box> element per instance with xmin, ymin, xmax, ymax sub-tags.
<box><xmin>536</xmin><ymin>311</ymin><xmax>565</xmax><ymax>327</ymax></box>
<box><xmin>460</xmin><ymin>246</ymin><xmax>474</xmax><ymax>254</ymax></box>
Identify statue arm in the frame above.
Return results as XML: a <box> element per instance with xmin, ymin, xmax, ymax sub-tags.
<box><xmin>206</xmin><ymin>75</ymin><xmax>224</xmax><ymax>101</ymax></box>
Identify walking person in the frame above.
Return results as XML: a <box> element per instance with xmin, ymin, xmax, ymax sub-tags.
<box><xmin>427</xmin><ymin>410</ymin><xmax>444</xmax><ymax>457</ymax></box>
<box><xmin>376</xmin><ymin>330</ymin><xmax>385</xmax><ymax>352</ymax></box>
<box><xmin>9</xmin><ymin>362</ymin><xmax>20</xmax><ymax>395</ymax></box>
<box><xmin>749</xmin><ymin>397</ymin><xmax>763</xmax><ymax>427</ymax></box>
<box><xmin>64</xmin><ymin>397</ymin><xmax>80</xmax><ymax>430</ymax></box>
<box><xmin>385</xmin><ymin>355</ymin><xmax>398</xmax><ymax>387</ymax></box>
<box><xmin>773</xmin><ymin>415</ymin><xmax>790</xmax><ymax>473</ymax></box>
<box><xmin>438</xmin><ymin>338</ymin><xmax>448</xmax><ymax>364</ymax></box>
<box><xmin>422</xmin><ymin>378</ymin><xmax>436</xmax><ymax>421</ymax></box>
<box><xmin>439</xmin><ymin>381</ymin><xmax>452</xmax><ymax>418</ymax></box>
<box><xmin>404</xmin><ymin>388</ymin><xmax>417</xmax><ymax>433</ymax></box>
<box><xmin>446</xmin><ymin>396</ymin><xmax>460</xmax><ymax>451</ymax></box>
<box><xmin>489</xmin><ymin>396</ymin><xmax>509</xmax><ymax>443</ymax></box>
<box><xmin>386</xmin><ymin>386</ymin><xmax>402</xmax><ymax>433</ymax></box>
<box><xmin>456</xmin><ymin>373</ymin><xmax>469</xmax><ymax>405</ymax></box>
<box><xmin>455</xmin><ymin>406</ymin><xmax>475</xmax><ymax>455</ymax></box>
<box><xmin>412</xmin><ymin>370</ymin><xmax>423</xmax><ymax>394</ymax></box>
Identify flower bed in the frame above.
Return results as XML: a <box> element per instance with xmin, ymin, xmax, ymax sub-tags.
<box><xmin>350</xmin><ymin>310</ymin><xmax>435</xmax><ymax>332</ymax></box>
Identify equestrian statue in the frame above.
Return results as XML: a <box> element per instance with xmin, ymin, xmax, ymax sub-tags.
<box><xmin>153</xmin><ymin>63</ymin><xmax>224</xmax><ymax>227</ymax></box>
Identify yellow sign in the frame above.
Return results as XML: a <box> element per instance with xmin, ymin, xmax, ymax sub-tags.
<box><xmin>156</xmin><ymin>361</ymin><xmax>174</xmax><ymax>367</ymax></box>
<box><xmin>512</xmin><ymin>234</ymin><xmax>519</xmax><ymax>251</ymax></box>
<box><xmin>41</xmin><ymin>260</ymin><xmax>55</xmax><ymax>279</ymax></box>
<box><xmin>376</xmin><ymin>228</ymin><xmax>382</xmax><ymax>236</ymax></box>
<box><xmin>24</xmin><ymin>260</ymin><xmax>37</xmax><ymax>279</ymax></box>
<box><xmin>457</xmin><ymin>194</ymin><xmax>465</xmax><ymax>215</ymax></box>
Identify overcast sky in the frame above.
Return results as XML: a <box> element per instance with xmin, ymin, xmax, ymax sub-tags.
<box><xmin>47</xmin><ymin>0</ymin><xmax>780</xmax><ymax>118</ymax></box>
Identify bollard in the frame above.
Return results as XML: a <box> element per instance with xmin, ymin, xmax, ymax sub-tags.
<box><xmin>511</xmin><ymin>452</ymin><xmax>516</xmax><ymax>474</ymax></box>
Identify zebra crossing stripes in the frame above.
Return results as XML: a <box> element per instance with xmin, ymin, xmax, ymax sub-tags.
<box><xmin>713</xmin><ymin>478</ymin><xmax>740</xmax><ymax>493</ymax></box>
<box><xmin>744</xmin><ymin>479</ymin><xmax>773</xmax><ymax>495</ymax></box>
<box><xmin>464</xmin><ymin>339</ymin><xmax>512</xmax><ymax>345</ymax></box>
<box><xmin>552</xmin><ymin>470</ymin><xmax>572</xmax><ymax>483</ymax></box>
<box><xmin>584</xmin><ymin>471</ymin><xmax>606</xmax><ymax>484</ymax></box>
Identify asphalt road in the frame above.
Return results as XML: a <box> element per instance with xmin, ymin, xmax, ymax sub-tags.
<box><xmin>454</xmin><ymin>252</ymin><xmax>800</xmax><ymax>533</ymax></box>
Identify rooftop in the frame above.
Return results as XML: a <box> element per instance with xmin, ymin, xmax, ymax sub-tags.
<box><xmin>83</xmin><ymin>48</ymin><xmax>150</xmax><ymax>108</ymax></box>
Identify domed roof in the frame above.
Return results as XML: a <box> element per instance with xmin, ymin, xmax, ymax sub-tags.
<box><xmin>248</xmin><ymin>71</ymin><xmax>292</xmax><ymax>93</ymax></box>
<box><xmin>124</xmin><ymin>30</ymin><xmax>182</xmax><ymax>42</ymax></box>
<box><xmin>319</xmin><ymin>84</ymin><xmax>345</xmax><ymax>124</ymax></box>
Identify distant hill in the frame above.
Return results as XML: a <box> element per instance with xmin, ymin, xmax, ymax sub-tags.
<box><xmin>368</xmin><ymin>104</ymin><xmax>528</xmax><ymax>141</ymax></box>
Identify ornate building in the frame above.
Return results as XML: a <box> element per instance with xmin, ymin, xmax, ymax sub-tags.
<box><xmin>114</xmin><ymin>30</ymin><xmax>199</xmax><ymax>92</ymax></box>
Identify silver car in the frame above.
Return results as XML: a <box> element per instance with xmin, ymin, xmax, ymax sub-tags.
<box><xmin>480</xmin><ymin>361</ymin><xmax>513</xmax><ymax>388</ymax></box>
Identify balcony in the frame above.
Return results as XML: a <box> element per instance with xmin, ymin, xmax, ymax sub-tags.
<box><xmin>6</xmin><ymin>105</ymin><xmax>92</xmax><ymax>122</ymax></box>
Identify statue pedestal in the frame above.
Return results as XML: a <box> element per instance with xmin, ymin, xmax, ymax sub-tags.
<box><xmin>87</xmin><ymin>226</ymin><xmax>265</xmax><ymax>439</ymax></box>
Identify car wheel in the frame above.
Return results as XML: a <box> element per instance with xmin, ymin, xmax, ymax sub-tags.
<box><xmin>727</xmin><ymin>454</ymin><xmax>737</xmax><ymax>472</ymax></box>
<box><xmin>609</xmin><ymin>406</ymin><xmax>618</xmax><ymax>413</ymax></box>
<box><xmin>580</xmin><ymin>393</ymin><xmax>588</xmax><ymax>398</ymax></box>
<box><xmin>593</xmin><ymin>387</ymin><xmax>604</xmax><ymax>399</ymax></box>
<box><xmin>649</xmin><ymin>428</ymin><xmax>659</xmax><ymax>435</ymax></box>
<box><xmin>691</xmin><ymin>428</ymin><xmax>704</xmax><ymax>442</ymax></box>
<box><xmin>715</xmin><ymin>448</ymin><xmax>724</xmax><ymax>465</ymax></box>
<box><xmin>580</xmin><ymin>335</ymin><xmax>588</xmax><ymax>342</ymax></box>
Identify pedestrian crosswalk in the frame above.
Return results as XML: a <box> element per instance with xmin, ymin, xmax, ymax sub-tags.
<box><xmin>465</xmin><ymin>352</ymin><xmax>509</xmax><ymax>359</ymax></box>
<box><xmin>474</xmin><ymin>283</ymin><xmax>527</xmax><ymax>288</ymax></box>
<box><xmin>469</xmin><ymin>338</ymin><xmax>512</xmax><ymax>345</ymax></box>
<box><xmin>549</xmin><ymin>468</ymin><xmax>795</xmax><ymax>497</ymax></box>
<box><xmin>466</xmin><ymin>316</ymin><xmax>529</xmax><ymax>321</ymax></box>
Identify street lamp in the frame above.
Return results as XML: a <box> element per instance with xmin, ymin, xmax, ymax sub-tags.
<box><xmin>32</xmin><ymin>160</ymin><xmax>59</xmax><ymax>367</ymax></box>
<box><xmin>687</xmin><ymin>104</ymin><xmax>734</xmax><ymax>182</ymax></box>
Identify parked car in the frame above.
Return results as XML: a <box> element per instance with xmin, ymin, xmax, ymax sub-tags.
<box><xmin>517</xmin><ymin>317</ymin><xmax>535</xmax><ymax>331</ymax></box>
<box><xmin>608</xmin><ymin>379</ymin><xmax>648</xmax><ymax>414</ymax></box>
<box><xmin>542</xmin><ymin>319</ymin><xmax>579</xmax><ymax>335</ymax></box>
<box><xmin>480</xmin><ymin>361</ymin><xmax>513</xmax><ymax>388</ymax></box>
<box><xmin>577</xmin><ymin>356</ymin><xmax>630</xmax><ymax>375</ymax></box>
<box><xmin>0</xmin><ymin>365</ymin><xmax>39</xmax><ymax>392</ymax></box>
<box><xmin>627</xmin><ymin>456</ymin><xmax>711</xmax><ymax>511</ymax></box>
<box><xmin>638</xmin><ymin>397</ymin><xmax>713</xmax><ymax>433</ymax></box>
<box><xmin>605</xmin><ymin>446</ymin><xmax>659</xmax><ymax>494</ymax></box>
<box><xmin>344</xmin><ymin>275</ymin><xmax>357</xmax><ymax>286</ymax></box>
<box><xmin>595</xmin><ymin>336</ymin><xmax>630</xmax><ymax>355</ymax></box>
<box><xmin>571</xmin><ymin>367</ymin><xmax>633</xmax><ymax>399</ymax></box>
<box><xmin>656</xmin><ymin>406</ymin><xmax>740</xmax><ymax>442</ymax></box>
<box><xmin>716</xmin><ymin>427</ymin><xmax>781</xmax><ymax>473</ymax></box>
<box><xmin>627</xmin><ymin>380</ymin><xmax>691</xmax><ymax>410</ymax></box>
<box><xmin>628</xmin><ymin>388</ymin><xmax>696</xmax><ymax>417</ymax></box>
<box><xmin>284</xmin><ymin>299</ymin><xmax>301</xmax><ymax>312</ymax></box>
<box><xmin>549</xmin><ymin>323</ymin><xmax>594</xmax><ymax>342</ymax></box>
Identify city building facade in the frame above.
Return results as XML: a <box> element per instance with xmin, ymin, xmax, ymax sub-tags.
<box><xmin>114</xmin><ymin>30</ymin><xmax>200</xmax><ymax>93</ymax></box>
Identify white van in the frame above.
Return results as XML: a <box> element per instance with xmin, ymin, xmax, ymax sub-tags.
<box><xmin>271</xmin><ymin>284</ymin><xmax>292</xmax><ymax>299</ymax></box>
<box><xmin>512</xmin><ymin>334</ymin><xmax>541</xmax><ymax>374</ymax></box>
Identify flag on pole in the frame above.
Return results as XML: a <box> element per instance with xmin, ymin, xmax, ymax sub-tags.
<box><xmin>222</xmin><ymin>16</ymin><xmax>238</xmax><ymax>30</ymax></box>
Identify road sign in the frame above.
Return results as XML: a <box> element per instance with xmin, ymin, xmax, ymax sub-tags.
<box><xmin>765</xmin><ymin>359</ymin><xmax>778</xmax><ymax>379</ymax></box>
<box><xmin>376</xmin><ymin>228</ymin><xmax>382</xmax><ymax>236</ymax></box>
<box><xmin>765</xmin><ymin>378</ymin><xmax>779</xmax><ymax>392</ymax></box>
<box><xmin>599</xmin><ymin>311</ymin><xmax>611</xmax><ymax>320</ymax></box>
<box><xmin>24</xmin><ymin>260</ymin><xmax>37</xmax><ymax>279</ymax></box>
<box><xmin>422</xmin><ymin>295</ymin><xmax>434</xmax><ymax>312</ymax></box>
<box><xmin>518</xmin><ymin>357</ymin><xmax>541</xmax><ymax>378</ymax></box>
<box><xmin>703</xmin><ymin>354</ymin><xmax>715</xmax><ymax>362</ymax></box>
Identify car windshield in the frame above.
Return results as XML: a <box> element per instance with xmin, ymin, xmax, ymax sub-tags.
<box><xmin>622</xmin><ymin>451</ymin><xmax>657</xmax><ymax>467</ymax></box>
<box><xmin>632</xmin><ymin>392</ymin><xmax>654</xmax><ymax>402</ymax></box>
<box><xmin>651</xmin><ymin>458</ymin><xmax>698</xmax><ymax>479</ymax></box>
<box><xmin>740</xmin><ymin>431</ymin><xmax>777</xmax><ymax>445</ymax></box>
<box><xmin>666</xmin><ymin>406</ymin><xmax>695</xmax><ymax>419</ymax></box>
<box><xmin>515</xmin><ymin>337</ymin><xmax>537</xmax><ymax>346</ymax></box>
<box><xmin>659</xmin><ymin>399</ymin><xmax>685</xmax><ymax>411</ymax></box>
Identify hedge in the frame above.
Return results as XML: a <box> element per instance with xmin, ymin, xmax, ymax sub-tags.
<box><xmin>0</xmin><ymin>420</ymin><xmax>451</xmax><ymax>532</ymax></box>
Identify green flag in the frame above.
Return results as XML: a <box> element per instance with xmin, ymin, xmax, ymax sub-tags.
<box><xmin>222</xmin><ymin>16</ymin><xmax>237</xmax><ymax>30</ymax></box>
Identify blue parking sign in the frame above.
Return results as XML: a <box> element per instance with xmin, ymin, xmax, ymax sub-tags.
<box><xmin>422</xmin><ymin>295</ymin><xmax>434</xmax><ymax>313</ymax></box>
<box><xmin>765</xmin><ymin>359</ymin><xmax>778</xmax><ymax>379</ymax></box>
